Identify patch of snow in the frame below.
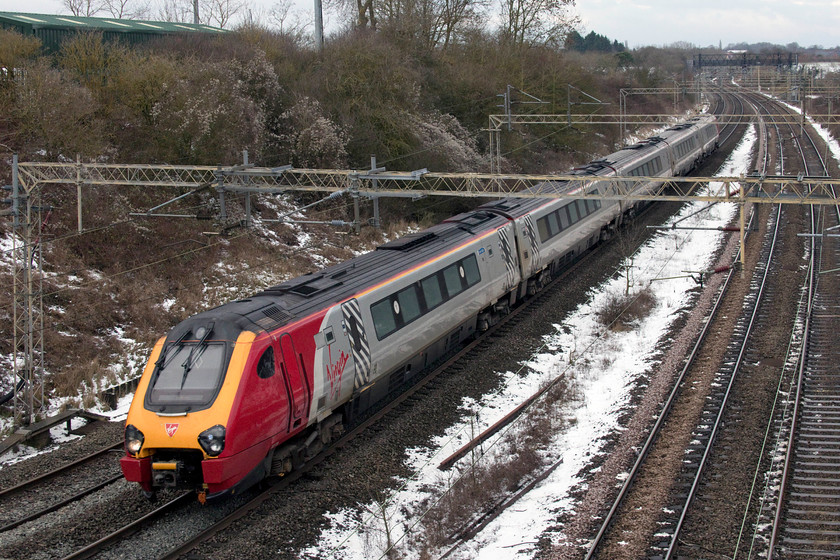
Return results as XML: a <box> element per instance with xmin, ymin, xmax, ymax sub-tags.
<box><xmin>301</xmin><ymin>125</ymin><xmax>759</xmax><ymax>560</ymax></box>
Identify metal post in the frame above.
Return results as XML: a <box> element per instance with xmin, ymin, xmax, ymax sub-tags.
<box><xmin>11</xmin><ymin>154</ymin><xmax>26</xmax><ymax>426</ymax></box>
<box><xmin>488</xmin><ymin>124</ymin><xmax>495</xmax><ymax>174</ymax></box>
<box><xmin>11</xmin><ymin>154</ymin><xmax>45</xmax><ymax>427</ymax></box>
<box><xmin>620</xmin><ymin>89</ymin><xmax>626</xmax><ymax>144</ymax></box>
<box><xmin>371</xmin><ymin>156</ymin><xmax>380</xmax><ymax>229</ymax></box>
<box><xmin>739</xmin><ymin>184</ymin><xmax>746</xmax><ymax>271</ymax></box>
<box><xmin>494</xmin><ymin>129</ymin><xmax>501</xmax><ymax>174</ymax></box>
<box><xmin>506</xmin><ymin>84</ymin><xmax>513</xmax><ymax>131</ymax></box>
<box><xmin>76</xmin><ymin>155</ymin><xmax>83</xmax><ymax>233</ymax></box>
<box><xmin>348</xmin><ymin>175</ymin><xmax>361</xmax><ymax>235</ymax></box>
<box><xmin>567</xmin><ymin>83</ymin><xmax>572</xmax><ymax>126</ymax></box>
<box><xmin>243</xmin><ymin>151</ymin><xmax>251</xmax><ymax>228</ymax></box>
<box><xmin>314</xmin><ymin>0</ymin><xmax>324</xmax><ymax>51</ymax></box>
<box><xmin>216</xmin><ymin>167</ymin><xmax>226</xmax><ymax>222</ymax></box>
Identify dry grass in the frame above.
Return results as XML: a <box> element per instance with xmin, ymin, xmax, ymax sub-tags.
<box><xmin>415</xmin><ymin>374</ymin><xmax>578</xmax><ymax>554</ymax></box>
<box><xmin>595</xmin><ymin>287</ymin><xmax>657</xmax><ymax>331</ymax></box>
<box><xmin>0</xmin><ymin>186</ymin><xmax>407</xmax><ymax>426</ymax></box>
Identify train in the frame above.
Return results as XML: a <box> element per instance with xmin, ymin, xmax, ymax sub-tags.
<box><xmin>120</xmin><ymin>115</ymin><xmax>719</xmax><ymax>501</ymax></box>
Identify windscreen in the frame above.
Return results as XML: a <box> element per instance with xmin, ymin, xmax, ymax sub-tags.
<box><xmin>146</xmin><ymin>342</ymin><xmax>227</xmax><ymax>408</ymax></box>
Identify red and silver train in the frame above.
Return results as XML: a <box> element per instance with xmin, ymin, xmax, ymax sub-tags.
<box><xmin>120</xmin><ymin>116</ymin><xmax>718</xmax><ymax>500</ymax></box>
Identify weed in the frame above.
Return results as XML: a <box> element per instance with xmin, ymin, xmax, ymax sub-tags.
<box><xmin>595</xmin><ymin>287</ymin><xmax>657</xmax><ymax>330</ymax></box>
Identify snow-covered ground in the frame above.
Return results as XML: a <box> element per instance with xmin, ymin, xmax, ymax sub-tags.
<box><xmin>301</xmin><ymin>128</ymin><xmax>759</xmax><ymax>560</ymax></box>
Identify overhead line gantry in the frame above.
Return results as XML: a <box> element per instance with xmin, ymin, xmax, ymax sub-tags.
<box><xmin>7</xmin><ymin>157</ymin><xmax>840</xmax><ymax>427</ymax></box>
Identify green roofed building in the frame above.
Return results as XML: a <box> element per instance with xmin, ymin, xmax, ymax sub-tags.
<box><xmin>0</xmin><ymin>11</ymin><xmax>228</xmax><ymax>51</ymax></box>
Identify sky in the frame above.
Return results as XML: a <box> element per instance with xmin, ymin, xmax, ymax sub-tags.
<box><xmin>575</xmin><ymin>0</ymin><xmax>840</xmax><ymax>49</ymax></box>
<box><xmin>0</xmin><ymin>0</ymin><xmax>838</xmax><ymax>49</ymax></box>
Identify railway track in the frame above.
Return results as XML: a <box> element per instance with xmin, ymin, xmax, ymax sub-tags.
<box><xmin>583</xmin><ymin>89</ymin><xmax>836</xmax><ymax>559</ymax></box>
<box><xmin>149</xmin><ymin>203</ymin><xmax>653</xmax><ymax>560</ymax></box>
<box><xmin>343</xmin><ymin>93</ymin><xmax>758</xmax><ymax>560</ymax></box>
<box><xmin>59</xmin><ymin>492</ymin><xmax>194</xmax><ymax>560</ymax></box>
<box><xmin>764</xmin><ymin>189</ymin><xmax>840</xmax><ymax>557</ymax></box>
<box><xmin>584</xmin><ymin>182</ymin><xmax>770</xmax><ymax>559</ymax></box>
<box><xmin>0</xmin><ymin>441</ymin><xmax>124</xmax><ymax>533</ymax></box>
<box><xmin>0</xmin><ymin>93</ymin><xmax>764</xmax><ymax>560</ymax></box>
<box><xmin>770</xmin><ymin>206</ymin><xmax>840</xmax><ymax>557</ymax></box>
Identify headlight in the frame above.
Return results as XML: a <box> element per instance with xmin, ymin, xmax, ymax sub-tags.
<box><xmin>125</xmin><ymin>424</ymin><xmax>145</xmax><ymax>455</ymax></box>
<box><xmin>198</xmin><ymin>425</ymin><xmax>226</xmax><ymax>457</ymax></box>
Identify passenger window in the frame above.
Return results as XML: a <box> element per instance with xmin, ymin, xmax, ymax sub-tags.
<box><xmin>421</xmin><ymin>275</ymin><xmax>443</xmax><ymax>310</ymax></box>
<box><xmin>257</xmin><ymin>346</ymin><xmax>275</xmax><ymax>379</ymax></box>
<box><xmin>547</xmin><ymin>212</ymin><xmax>559</xmax><ymax>236</ymax></box>
<box><xmin>443</xmin><ymin>265</ymin><xmax>463</xmax><ymax>298</ymax></box>
<box><xmin>568</xmin><ymin>202</ymin><xmax>579</xmax><ymax>223</ymax></box>
<box><xmin>371</xmin><ymin>299</ymin><xmax>397</xmax><ymax>339</ymax></box>
<box><xmin>559</xmin><ymin>207</ymin><xmax>570</xmax><ymax>229</ymax></box>
<box><xmin>537</xmin><ymin>217</ymin><xmax>549</xmax><ymax>242</ymax></box>
<box><xmin>463</xmin><ymin>255</ymin><xmax>481</xmax><ymax>287</ymax></box>
<box><xmin>397</xmin><ymin>286</ymin><xmax>422</xmax><ymax>324</ymax></box>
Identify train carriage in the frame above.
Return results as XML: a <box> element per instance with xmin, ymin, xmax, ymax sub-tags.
<box><xmin>120</xmin><ymin>115</ymin><xmax>719</xmax><ymax>500</ymax></box>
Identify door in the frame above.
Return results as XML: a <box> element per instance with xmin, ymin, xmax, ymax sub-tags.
<box><xmin>341</xmin><ymin>299</ymin><xmax>372</xmax><ymax>392</ymax></box>
<box><xmin>280</xmin><ymin>333</ymin><xmax>309</xmax><ymax>430</ymax></box>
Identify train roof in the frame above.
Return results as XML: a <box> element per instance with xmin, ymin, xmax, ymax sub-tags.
<box><xmin>173</xmin><ymin>211</ymin><xmax>511</xmax><ymax>339</ymax></box>
<box><xmin>169</xmin><ymin>115</ymin><xmax>718</xmax><ymax>342</ymax></box>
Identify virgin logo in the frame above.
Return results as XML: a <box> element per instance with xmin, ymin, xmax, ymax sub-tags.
<box><xmin>165</xmin><ymin>423</ymin><xmax>179</xmax><ymax>437</ymax></box>
<box><xmin>327</xmin><ymin>351</ymin><xmax>349</xmax><ymax>400</ymax></box>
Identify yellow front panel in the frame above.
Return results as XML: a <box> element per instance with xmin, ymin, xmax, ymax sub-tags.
<box><xmin>126</xmin><ymin>331</ymin><xmax>256</xmax><ymax>459</ymax></box>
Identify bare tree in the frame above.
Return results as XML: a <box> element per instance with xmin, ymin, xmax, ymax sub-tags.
<box><xmin>267</xmin><ymin>0</ymin><xmax>310</xmax><ymax>38</ymax></box>
<box><xmin>203</xmin><ymin>0</ymin><xmax>247</xmax><ymax>28</ymax></box>
<box><xmin>498</xmin><ymin>0</ymin><xmax>577</xmax><ymax>48</ymax></box>
<box><xmin>329</xmin><ymin>0</ymin><xmax>483</xmax><ymax>47</ymax></box>
<box><xmin>103</xmin><ymin>0</ymin><xmax>151</xmax><ymax>18</ymax></box>
<box><xmin>357</xmin><ymin>0</ymin><xmax>376</xmax><ymax>28</ymax></box>
<box><xmin>64</xmin><ymin>0</ymin><xmax>104</xmax><ymax>17</ymax></box>
<box><xmin>435</xmin><ymin>0</ymin><xmax>484</xmax><ymax>48</ymax></box>
<box><xmin>379</xmin><ymin>0</ymin><xmax>483</xmax><ymax>48</ymax></box>
<box><xmin>158</xmin><ymin>0</ymin><xmax>194</xmax><ymax>22</ymax></box>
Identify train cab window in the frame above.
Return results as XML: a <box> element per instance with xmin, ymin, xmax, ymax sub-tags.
<box><xmin>257</xmin><ymin>346</ymin><xmax>275</xmax><ymax>379</ymax></box>
<box><xmin>147</xmin><ymin>342</ymin><xmax>227</xmax><ymax>408</ymax></box>
<box><xmin>463</xmin><ymin>255</ymin><xmax>481</xmax><ymax>287</ymax></box>
<box><xmin>371</xmin><ymin>299</ymin><xmax>397</xmax><ymax>339</ymax></box>
<box><xmin>443</xmin><ymin>264</ymin><xmax>464</xmax><ymax>298</ymax></box>
<box><xmin>421</xmin><ymin>276</ymin><xmax>444</xmax><ymax>310</ymax></box>
<box><xmin>397</xmin><ymin>286</ymin><xmax>422</xmax><ymax>324</ymax></box>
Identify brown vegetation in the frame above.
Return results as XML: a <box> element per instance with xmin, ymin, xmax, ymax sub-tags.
<box><xmin>415</xmin><ymin>374</ymin><xmax>578</xmax><ymax>554</ymax></box>
<box><xmin>595</xmin><ymin>287</ymin><xmax>657</xmax><ymax>330</ymax></box>
<box><xmin>0</xmin><ymin>26</ymin><xmax>696</xmax><ymax>423</ymax></box>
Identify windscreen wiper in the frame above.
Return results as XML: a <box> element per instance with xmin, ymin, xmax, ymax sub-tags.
<box><xmin>179</xmin><ymin>322</ymin><xmax>214</xmax><ymax>389</ymax></box>
<box><xmin>155</xmin><ymin>331</ymin><xmax>190</xmax><ymax>370</ymax></box>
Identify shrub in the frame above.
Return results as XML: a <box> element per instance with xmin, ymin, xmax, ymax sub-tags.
<box><xmin>595</xmin><ymin>287</ymin><xmax>657</xmax><ymax>330</ymax></box>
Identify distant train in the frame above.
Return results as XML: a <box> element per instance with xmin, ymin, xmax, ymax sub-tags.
<box><xmin>120</xmin><ymin>116</ymin><xmax>719</xmax><ymax>501</ymax></box>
